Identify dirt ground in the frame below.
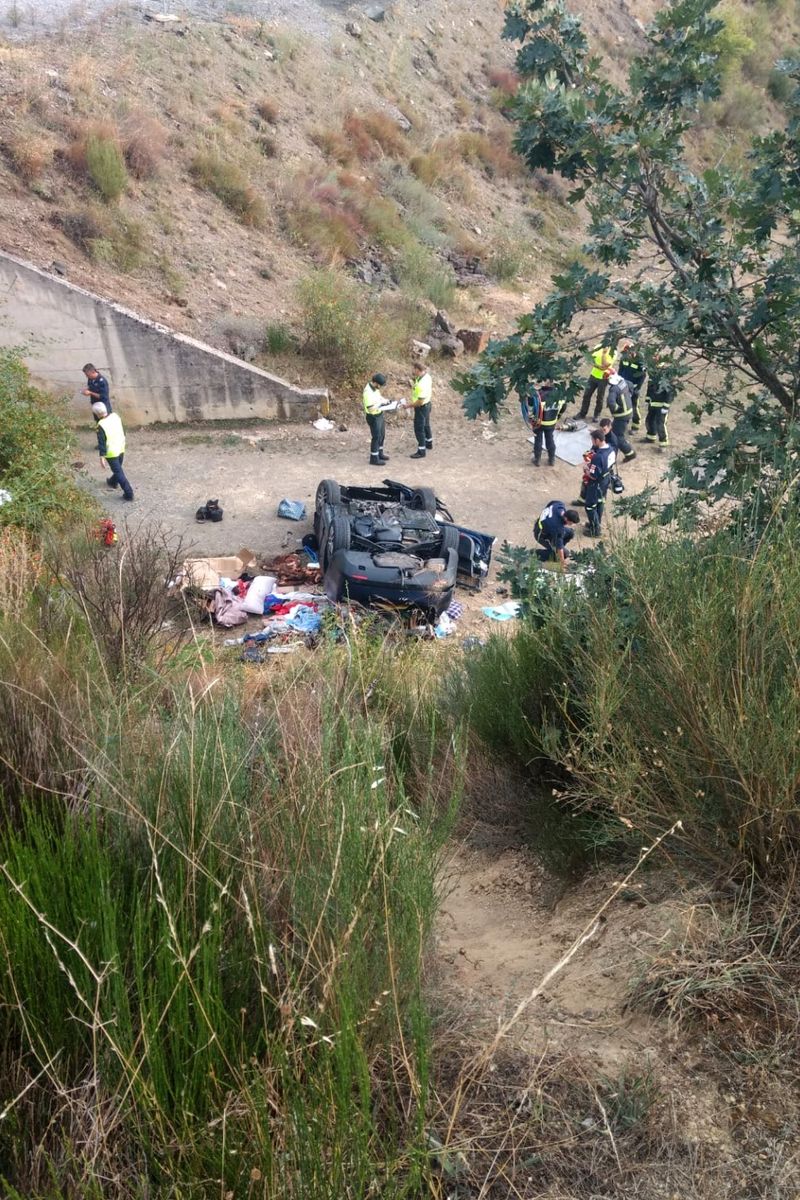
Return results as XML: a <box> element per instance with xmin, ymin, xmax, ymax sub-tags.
<box><xmin>79</xmin><ymin>381</ymin><xmax>691</xmax><ymax>574</ymax></box>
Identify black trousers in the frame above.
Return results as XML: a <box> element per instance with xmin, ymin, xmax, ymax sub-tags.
<box><xmin>630</xmin><ymin>387</ymin><xmax>642</xmax><ymax>430</ymax></box>
<box><xmin>584</xmin><ymin>480</ymin><xmax>605</xmax><ymax>533</ymax></box>
<box><xmin>611</xmin><ymin>416</ymin><xmax>633</xmax><ymax>456</ymax></box>
<box><xmin>366</xmin><ymin>412</ymin><xmax>385</xmax><ymax>461</ymax></box>
<box><xmin>533</xmin><ymin>424</ymin><xmax>556</xmax><ymax>464</ymax></box>
<box><xmin>579</xmin><ymin>375</ymin><xmax>606</xmax><ymax>419</ymax></box>
<box><xmin>535</xmin><ymin>526</ymin><xmax>574</xmax><ymax>562</ymax></box>
<box><xmin>645</xmin><ymin>405</ymin><xmax>669</xmax><ymax>443</ymax></box>
<box><xmin>413</xmin><ymin>403</ymin><xmax>432</xmax><ymax>451</ymax></box>
<box><xmin>105</xmin><ymin>453</ymin><xmax>133</xmax><ymax>499</ymax></box>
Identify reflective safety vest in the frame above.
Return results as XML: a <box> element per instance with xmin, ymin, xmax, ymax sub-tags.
<box><xmin>411</xmin><ymin>372</ymin><xmax>432</xmax><ymax>406</ymax></box>
<box><xmin>539</xmin><ymin>386</ymin><xmax>565</xmax><ymax>427</ymax></box>
<box><xmin>607</xmin><ymin>381</ymin><xmax>633</xmax><ymax>419</ymax></box>
<box><xmin>363</xmin><ymin>383</ymin><xmax>385</xmax><ymax>415</ymax></box>
<box><xmin>590</xmin><ymin>345</ymin><xmax>613</xmax><ymax>379</ymax></box>
<box><xmin>99</xmin><ymin>412</ymin><xmax>125</xmax><ymax>458</ymax></box>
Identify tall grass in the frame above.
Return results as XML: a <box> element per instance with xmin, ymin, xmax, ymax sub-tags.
<box><xmin>458</xmin><ymin>514</ymin><xmax>800</xmax><ymax>881</ymax></box>
<box><xmin>0</xmin><ymin>594</ymin><xmax>460</xmax><ymax>1196</ymax></box>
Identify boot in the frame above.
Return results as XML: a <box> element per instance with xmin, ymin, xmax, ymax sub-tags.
<box><xmin>425</xmin><ymin>440</ymin><xmax>433</xmax><ymax>451</ymax></box>
<box><xmin>623</xmin><ymin>450</ymin><xmax>637</xmax><ymax>462</ymax></box>
<box><xmin>532</xmin><ymin>456</ymin><xmax>541</xmax><ymax>467</ymax></box>
<box><xmin>547</xmin><ymin>457</ymin><xmax>555</xmax><ymax>466</ymax></box>
<box><xmin>379</xmin><ymin>453</ymin><xmax>390</xmax><ymax>463</ymax></box>
<box><xmin>410</xmin><ymin>449</ymin><xmax>426</xmax><ymax>459</ymax></box>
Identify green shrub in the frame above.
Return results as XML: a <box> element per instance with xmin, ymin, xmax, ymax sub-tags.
<box><xmin>265</xmin><ymin>321</ymin><xmax>296</xmax><ymax>354</ymax></box>
<box><xmin>459</xmin><ymin>522</ymin><xmax>800</xmax><ymax>881</ymax></box>
<box><xmin>190</xmin><ymin>152</ymin><xmax>267</xmax><ymax>227</ymax></box>
<box><xmin>767</xmin><ymin>67</ymin><xmax>793</xmax><ymax>103</ymax></box>
<box><xmin>0</xmin><ymin>351</ymin><xmax>93</xmax><ymax>533</ymax></box>
<box><xmin>395</xmin><ymin>241</ymin><xmax>456</xmax><ymax>307</ymax></box>
<box><xmin>85</xmin><ymin>132</ymin><xmax>128</xmax><ymax>201</ymax></box>
<box><xmin>296</xmin><ymin>268</ymin><xmax>380</xmax><ymax>384</ymax></box>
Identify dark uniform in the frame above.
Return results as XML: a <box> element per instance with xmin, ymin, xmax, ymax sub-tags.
<box><xmin>618</xmin><ymin>349</ymin><xmax>646</xmax><ymax>432</ymax></box>
<box><xmin>84</xmin><ymin>371</ymin><xmax>112</xmax><ymax>412</ymax></box>
<box><xmin>535</xmin><ymin>500</ymin><xmax>576</xmax><ymax>563</ymax></box>
<box><xmin>532</xmin><ymin>384</ymin><xmax>566</xmax><ymax>467</ymax></box>
<box><xmin>606</xmin><ymin>376</ymin><xmax>635</xmax><ymax>459</ymax></box>
<box><xmin>584</xmin><ymin>443</ymin><xmax>614</xmax><ymax>536</ymax></box>
<box><xmin>645</xmin><ymin>377</ymin><xmax>674</xmax><ymax>446</ymax></box>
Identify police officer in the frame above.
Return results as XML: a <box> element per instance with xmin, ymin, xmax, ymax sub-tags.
<box><xmin>645</xmin><ymin>369</ymin><xmax>674</xmax><ymax>447</ymax></box>
<box><xmin>618</xmin><ymin>341</ymin><xmax>647</xmax><ymax>433</ymax></box>
<box><xmin>82</xmin><ymin>363</ymin><xmax>112</xmax><ymax>412</ymax></box>
<box><xmin>409</xmin><ymin>361</ymin><xmax>433</xmax><ymax>459</ymax></box>
<box><xmin>532</xmin><ymin>381</ymin><xmax>565</xmax><ymax>467</ymax></box>
<box><xmin>584</xmin><ymin>429</ymin><xmax>614</xmax><ymax>537</ymax></box>
<box><xmin>534</xmin><ymin>500</ymin><xmax>581</xmax><ymax>566</ymax></box>
<box><xmin>362</xmin><ymin>373</ymin><xmax>398</xmax><ymax>466</ymax></box>
<box><xmin>577</xmin><ymin>343</ymin><xmax>615</xmax><ymax>420</ymax></box>
<box><xmin>92</xmin><ymin>402</ymin><xmax>133</xmax><ymax>500</ymax></box>
<box><xmin>605</xmin><ymin>373</ymin><xmax>636</xmax><ymax>462</ymax></box>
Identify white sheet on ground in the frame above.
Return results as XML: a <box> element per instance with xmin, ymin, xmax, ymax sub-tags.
<box><xmin>553</xmin><ymin>426</ymin><xmax>593</xmax><ymax>465</ymax></box>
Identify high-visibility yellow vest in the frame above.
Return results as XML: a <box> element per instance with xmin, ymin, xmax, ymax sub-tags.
<box><xmin>411</xmin><ymin>372</ymin><xmax>432</xmax><ymax>406</ymax></box>
<box><xmin>363</xmin><ymin>383</ymin><xmax>383</xmax><ymax>415</ymax></box>
<box><xmin>99</xmin><ymin>412</ymin><xmax>125</xmax><ymax>458</ymax></box>
<box><xmin>590</xmin><ymin>345</ymin><xmax>613</xmax><ymax>379</ymax></box>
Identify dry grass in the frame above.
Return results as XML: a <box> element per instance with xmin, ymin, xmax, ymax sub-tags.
<box><xmin>454</xmin><ymin>128</ymin><xmax>520</xmax><ymax>178</ymax></box>
<box><xmin>121</xmin><ymin>111</ymin><xmax>169</xmax><ymax>179</ymax></box>
<box><xmin>190</xmin><ymin>151</ymin><xmax>267</xmax><ymax>228</ymax></box>
<box><xmin>0</xmin><ymin>527</ymin><xmax>42</xmax><ymax>619</ymax></box>
<box><xmin>3</xmin><ymin>128</ymin><xmax>54</xmax><ymax>182</ymax></box>
<box><xmin>486</xmin><ymin>65</ymin><xmax>520</xmax><ymax>95</ymax></box>
<box><xmin>255</xmin><ymin>97</ymin><xmax>279</xmax><ymax>124</ymax></box>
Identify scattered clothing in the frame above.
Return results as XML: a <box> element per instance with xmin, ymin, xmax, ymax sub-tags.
<box><xmin>482</xmin><ymin>600</ymin><xmax>521</xmax><ymax>621</ymax></box>
<box><xmin>209</xmin><ymin>587</ymin><xmax>248</xmax><ymax>627</ymax></box>
<box><xmin>277</xmin><ymin>499</ymin><xmax>307</xmax><ymax>521</ymax></box>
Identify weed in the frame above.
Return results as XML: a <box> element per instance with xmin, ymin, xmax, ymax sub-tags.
<box><xmin>65</xmin><ymin>121</ymin><xmax>128</xmax><ymax>201</ymax></box>
<box><xmin>283</xmin><ymin>171</ymin><xmax>365</xmax><ymax>262</ymax></box>
<box><xmin>190</xmin><ymin>152</ymin><xmax>267</xmax><ymax>228</ymax></box>
<box><xmin>395</xmin><ymin>241</ymin><xmax>456</xmax><ymax>307</ymax></box>
<box><xmin>296</xmin><ymin>268</ymin><xmax>379</xmax><ymax>384</ymax></box>
<box><xmin>343</xmin><ymin>109</ymin><xmax>409</xmax><ymax>162</ymax></box>
<box><xmin>256</xmin><ymin>132</ymin><xmax>278</xmax><ymax>158</ymax></box>
<box><xmin>487</xmin><ymin>230</ymin><xmax>533</xmax><ymax>283</ymax></box>
<box><xmin>122</xmin><ymin>111</ymin><xmax>168</xmax><ymax>179</ymax></box>
<box><xmin>455</xmin><ymin>128</ymin><xmax>519</xmax><ymax>178</ymax></box>
<box><xmin>3</xmin><ymin>129</ymin><xmax>54</xmax><ymax>182</ymax></box>
<box><xmin>486</xmin><ymin>65</ymin><xmax>520</xmax><ymax>95</ymax></box>
<box><xmin>265</xmin><ymin>322</ymin><xmax>296</xmax><ymax>354</ymax></box>
<box><xmin>767</xmin><ymin>67</ymin><xmax>793</xmax><ymax>103</ymax></box>
<box><xmin>255</xmin><ymin>97</ymin><xmax>279</xmax><ymax>123</ymax></box>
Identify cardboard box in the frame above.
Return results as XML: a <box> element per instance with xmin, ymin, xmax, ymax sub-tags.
<box><xmin>181</xmin><ymin>548</ymin><xmax>256</xmax><ymax>591</ymax></box>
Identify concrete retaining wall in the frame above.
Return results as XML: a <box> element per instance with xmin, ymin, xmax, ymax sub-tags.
<box><xmin>0</xmin><ymin>251</ymin><xmax>328</xmax><ymax>425</ymax></box>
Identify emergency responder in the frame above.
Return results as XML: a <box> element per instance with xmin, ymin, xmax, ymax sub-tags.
<box><xmin>92</xmin><ymin>402</ymin><xmax>133</xmax><ymax>500</ymax></box>
<box><xmin>574</xmin><ymin>418</ymin><xmax>618</xmax><ymax>507</ymax></box>
<box><xmin>534</xmin><ymin>500</ymin><xmax>580</xmax><ymax>565</ymax></box>
<box><xmin>409</xmin><ymin>361</ymin><xmax>433</xmax><ymax>458</ymax></box>
<box><xmin>583</xmin><ymin>429</ymin><xmax>614</xmax><ymax>537</ymax></box>
<box><xmin>577</xmin><ymin>343</ymin><xmax>615</xmax><ymax>420</ymax></box>
<box><xmin>82</xmin><ymin>363</ymin><xmax>112</xmax><ymax>412</ymax></box>
<box><xmin>605</xmin><ymin>373</ymin><xmax>636</xmax><ymax>461</ymax></box>
<box><xmin>645</xmin><ymin>368</ymin><xmax>674</xmax><ymax>446</ymax></box>
<box><xmin>618</xmin><ymin>341</ymin><xmax>647</xmax><ymax>432</ymax></box>
<box><xmin>362</xmin><ymin>373</ymin><xmax>399</xmax><ymax>466</ymax></box>
<box><xmin>532</xmin><ymin>381</ymin><xmax>565</xmax><ymax>467</ymax></box>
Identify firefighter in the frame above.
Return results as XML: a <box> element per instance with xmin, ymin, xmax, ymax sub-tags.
<box><xmin>574</xmin><ymin>418</ymin><xmax>618</xmax><ymax>507</ymax></box>
<box><xmin>618</xmin><ymin>341</ymin><xmax>647</xmax><ymax>432</ymax></box>
<box><xmin>577</xmin><ymin>343</ymin><xmax>615</xmax><ymax>420</ymax></box>
<box><xmin>605</xmin><ymin>373</ymin><xmax>637</xmax><ymax>461</ymax></box>
<box><xmin>645</xmin><ymin>368</ymin><xmax>675</xmax><ymax>446</ymax></box>
<box><xmin>583</xmin><ymin>429</ymin><xmax>614</xmax><ymax>537</ymax></box>
<box><xmin>531</xmin><ymin>381</ymin><xmax>565</xmax><ymax>467</ymax></box>
<box><xmin>534</xmin><ymin>500</ymin><xmax>581</xmax><ymax>566</ymax></box>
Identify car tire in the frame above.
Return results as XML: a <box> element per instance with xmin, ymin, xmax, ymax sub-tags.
<box><xmin>316</xmin><ymin>478</ymin><xmax>342</xmax><ymax>513</ymax></box>
<box><xmin>439</xmin><ymin>523</ymin><xmax>460</xmax><ymax>556</ymax></box>
<box><xmin>411</xmin><ymin>486</ymin><xmax>437</xmax><ymax>514</ymax></box>
<box><xmin>324</xmin><ymin>514</ymin><xmax>351</xmax><ymax>570</ymax></box>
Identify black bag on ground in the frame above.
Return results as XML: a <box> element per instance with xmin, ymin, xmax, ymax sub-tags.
<box><xmin>196</xmin><ymin>498</ymin><xmax>224</xmax><ymax>523</ymax></box>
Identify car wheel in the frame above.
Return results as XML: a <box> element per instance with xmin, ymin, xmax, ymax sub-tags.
<box><xmin>411</xmin><ymin>486</ymin><xmax>437</xmax><ymax>514</ymax></box>
<box><xmin>324</xmin><ymin>514</ymin><xmax>351</xmax><ymax>570</ymax></box>
<box><xmin>439</xmin><ymin>523</ymin><xmax>460</xmax><ymax>556</ymax></box>
<box><xmin>316</xmin><ymin>478</ymin><xmax>342</xmax><ymax>514</ymax></box>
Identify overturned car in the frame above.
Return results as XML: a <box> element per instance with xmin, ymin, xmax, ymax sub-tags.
<box><xmin>314</xmin><ymin>478</ymin><xmax>494</xmax><ymax>617</ymax></box>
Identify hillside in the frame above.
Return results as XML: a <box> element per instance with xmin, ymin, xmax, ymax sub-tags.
<box><xmin>0</xmin><ymin>0</ymin><xmax>654</xmax><ymax>395</ymax></box>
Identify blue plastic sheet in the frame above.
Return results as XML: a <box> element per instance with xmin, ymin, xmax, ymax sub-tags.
<box><xmin>277</xmin><ymin>499</ymin><xmax>307</xmax><ymax>521</ymax></box>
